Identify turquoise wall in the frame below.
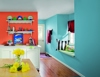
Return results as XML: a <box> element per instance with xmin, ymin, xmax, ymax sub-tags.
<box><xmin>38</xmin><ymin>19</ymin><xmax>46</xmax><ymax>24</ymax></box>
<box><xmin>68</xmin><ymin>13</ymin><xmax>74</xmax><ymax>20</ymax></box>
<box><xmin>45</xmin><ymin>1</ymin><xmax>100</xmax><ymax>76</ymax></box>
<box><xmin>75</xmin><ymin>0</ymin><xmax>100</xmax><ymax>77</ymax></box>
<box><xmin>45</xmin><ymin>13</ymin><xmax>80</xmax><ymax>75</ymax></box>
<box><xmin>58</xmin><ymin>13</ymin><xmax>74</xmax><ymax>40</ymax></box>
<box><xmin>46</xmin><ymin>1</ymin><xmax>100</xmax><ymax>76</ymax></box>
<box><xmin>45</xmin><ymin>15</ymin><xmax>57</xmax><ymax>54</ymax></box>
<box><xmin>57</xmin><ymin>14</ymin><xmax>69</xmax><ymax>37</ymax></box>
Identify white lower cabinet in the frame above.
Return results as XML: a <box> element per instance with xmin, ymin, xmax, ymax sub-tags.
<box><xmin>1</xmin><ymin>49</ymin><xmax>12</xmax><ymax>58</ymax></box>
<box><xmin>0</xmin><ymin>46</ymin><xmax>40</xmax><ymax>69</ymax></box>
<box><xmin>26</xmin><ymin>48</ymin><xmax>40</xmax><ymax>69</ymax></box>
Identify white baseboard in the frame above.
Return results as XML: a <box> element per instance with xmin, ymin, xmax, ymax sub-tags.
<box><xmin>48</xmin><ymin>53</ymin><xmax>85</xmax><ymax>77</ymax></box>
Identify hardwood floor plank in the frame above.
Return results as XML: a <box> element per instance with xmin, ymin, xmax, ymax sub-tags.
<box><xmin>40</xmin><ymin>56</ymin><xmax>80</xmax><ymax>77</ymax></box>
<box><xmin>40</xmin><ymin>58</ymin><xmax>55</xmax><ymax>77</ymax></box>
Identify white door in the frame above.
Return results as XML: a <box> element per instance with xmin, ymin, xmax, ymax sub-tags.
<box><xmin>38</xmin><ymin>24</ymin><xmax>45</xmax><ymax>53</ymax></box>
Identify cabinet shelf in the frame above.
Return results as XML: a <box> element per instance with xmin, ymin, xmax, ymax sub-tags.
<box><xmin>6</xmin><ymin>20</ymin><xmax>34</xmax><ymax>25</ymax></box>
<box><xmin>6</xmin><ymin>31</ymin><xmax>34</xmax><ymax>36</ymax></box>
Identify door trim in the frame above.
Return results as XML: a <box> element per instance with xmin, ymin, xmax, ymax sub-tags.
<box><xmin>38</xmin><ymin>24</ymin><xmax>45</xmax><ymax>53</ymax></box>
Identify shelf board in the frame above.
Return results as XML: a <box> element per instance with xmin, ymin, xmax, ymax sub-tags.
<box><xmin>6</xmin><ymin>31</ymin><xmax>33</xmax><ymax>35</ymax></box>
<box><xmin>59</xmin><ymin>50</ymin><xmax>75</xmax><ymax>57</ymax></box>
<box><xmin>6</xmin><ymin>20</ymin><xmax>34</xmax><ymax>24</ymax></box>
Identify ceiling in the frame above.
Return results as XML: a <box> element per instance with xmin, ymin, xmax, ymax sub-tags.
<box><xmin>0</xmin><ymin>0</ymin><xmax>74</xmax><ymax>19</ymax></box>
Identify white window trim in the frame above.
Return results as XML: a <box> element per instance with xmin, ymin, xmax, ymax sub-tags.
<box><xmin>68</xmin><ymin>31</ymin><xmax>75</xmax><ymax>46</ymax></box>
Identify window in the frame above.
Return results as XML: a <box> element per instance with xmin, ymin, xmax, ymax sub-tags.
<box><xmin>68</xmin><ymin>20</ymin><xmax>75</xmax><ymax>46</ymax></box>
<box><xmin>68</xmin><ymin>31</ymin><xmax>75</xmax><ymax>46</ymax></box>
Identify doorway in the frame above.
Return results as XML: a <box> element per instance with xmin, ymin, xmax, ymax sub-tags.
<box><xmin>38</xmin><ymin>24</ymin><xmax>45</xmax><ymax>53</ymax></box>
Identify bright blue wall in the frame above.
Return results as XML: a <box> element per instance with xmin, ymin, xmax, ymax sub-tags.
<box><xmin>75</xmin><ymin>0</ymin><xmax>100</xmax><ymax>77</ymax></box>
<box><xmin>38</xmin><ymin>19</ymin><xmax>46</xmax><ymax>24</ymax></box>
<box><xmin>46</xmin><ymin>1</ymin><xmax>100</xmax><ymax>76</ymax></box>
<box><xmin>57</xmin><ymin>14</ymin><xmax>69</xmax><ymax>36</ymax></box>
<box><xmin>45</xmin><ymin>14</ymin><xmax>80</xmax><ymax>77</ymax></box>
<box><xmin>62</xmin><ymin>13</ymin><xmax>74</xmax><ymax>41</ymax></box>
<box><xmin>69</xmin><ymin>13</ymin><xmax>74</xmax><ymax>20</ymax></box>
<box><xmin>46</xmin><ymin>2</ymin><xmax>100</xmax><ymax>76</ymax></box>
<box><xmin>45</xmin><ymin>15</ymin><xmax>57</xmax><ymax>54</ymax></box>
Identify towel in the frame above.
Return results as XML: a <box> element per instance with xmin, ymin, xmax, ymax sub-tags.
<box><xmin>47</xmin><ymin>30</ymin><xmax>51</xmax><ymax>43</ymax></box>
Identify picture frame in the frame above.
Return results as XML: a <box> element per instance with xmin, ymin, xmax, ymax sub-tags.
<box><xmin>13</xmin><ymin>33</ymin><xmax>23</xmax><ymax>45</ymax></box>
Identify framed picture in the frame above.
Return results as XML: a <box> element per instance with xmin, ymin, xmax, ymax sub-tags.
<box><xmin>13</xmin><ymin>33</ymin><xmax>23</xmax><ymax>45</ymax></box>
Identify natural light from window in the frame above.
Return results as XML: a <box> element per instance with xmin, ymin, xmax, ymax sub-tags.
<box><xmin>69</xmin><ymin>32</ymin><xmax>75</xmax><ymax>46</ymax></box>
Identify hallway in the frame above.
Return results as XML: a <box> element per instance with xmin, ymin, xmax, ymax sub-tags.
<box><xmin>39</xmin><ymin>54</ymin><xmax>80</xmax><ymax>77</ymax></box>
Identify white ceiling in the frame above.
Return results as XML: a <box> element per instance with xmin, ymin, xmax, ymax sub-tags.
<box><xmin>0</xmin><ymin>0</ymin><xmax>74</xmax><ymax>19</ymax></box>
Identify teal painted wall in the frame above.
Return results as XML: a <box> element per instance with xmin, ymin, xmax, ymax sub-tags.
<box><xmin>38</xmin><ymin>19</ymin><xmax>46</xmax><ymax>24</ymax></box>
<box><xmin>45</xmin><ymin>14</ymin><xmax>79</xmax><ymax>77</ymax></box>
<box><xmin>46</xmin><ymin>1</ymin><xmax>100</xmax><ymax>76</ymax></box>
<box><xmin>68</xmin><ymin>13</ymin><xmax>74</xmax><ymax>20</ymax></box>
<box><xmin>45</xmin><ymin>15</ymin><xmax>57</xmax><ymax>54</ymax></box>
<box><xmin>75</xmin><ymin>0</ymin><xmax>100</xmax><ymax>77</ymax></box>
<box><xmin>57</xmin><ymin>14</ymin><xmax>69</xmax><ymax>36</ymax></box>
<box><xmin>46</xmin><ymin>2</ymin><xmax>100</xmax><ymax>76</ymax></box>
<box><xmin>56</xmin><ymin>14</ymin><xmax>74</xmax><ymax>39</ymax></box>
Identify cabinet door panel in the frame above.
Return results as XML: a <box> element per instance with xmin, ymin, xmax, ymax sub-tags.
<box><xmin>10</xmin><ymin>49</ymin><xmax>14</xmax><ymax>58</ymax></box>
<box><xmin>1</xmin><ymin>50</ymin><xmax>11</xmax><ymax>58</ymax></box>
<box><xmin>26</xmin><ymin>49</ymin><xmax>40</xmax><ymax>69</ymax></box>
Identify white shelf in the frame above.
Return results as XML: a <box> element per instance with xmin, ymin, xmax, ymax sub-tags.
<box><xmin>6</xmin><ymin>31</ymin><xmax>33</xmax><ymax>36</ymax></box>
<box><xmin>59</xmin><ymin>50</ymin><xmax>75</xmax><ymax>57</ymax></box>
<box><xmin>6</xmin><ymin>20</ymin><xmax>34</xmax><ymax>25</ymax></box>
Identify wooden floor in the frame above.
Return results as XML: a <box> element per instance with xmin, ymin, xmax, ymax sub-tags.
<box><xmin>39</xmin><ymin>56</ymin><xmax>80</xmax><ymax>77</ymax></box>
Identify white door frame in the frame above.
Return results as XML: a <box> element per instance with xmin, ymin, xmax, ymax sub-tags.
<box><xmin>38</xmin><ymin>24</ymin><xmax>45</xmax><ymax>53</ymax></box>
